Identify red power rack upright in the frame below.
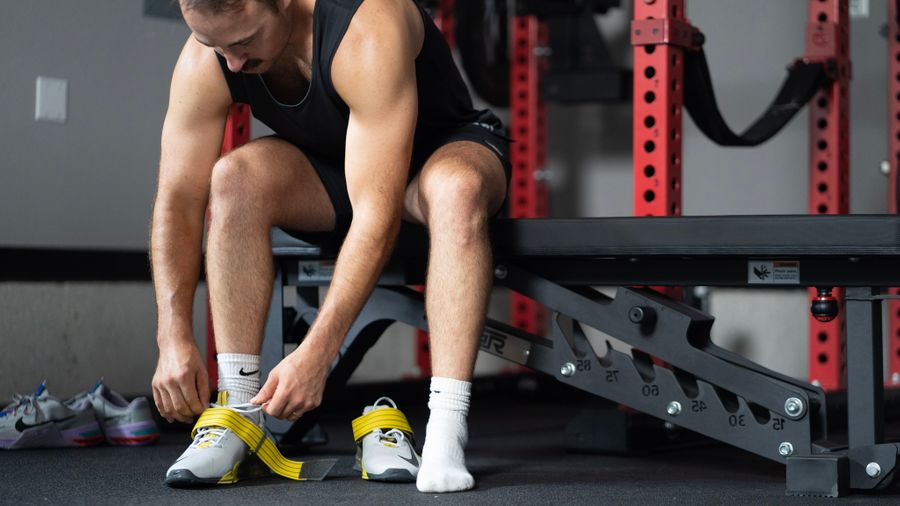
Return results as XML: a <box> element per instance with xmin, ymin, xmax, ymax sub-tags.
<box><xmin>887</xmin><ymin>0</ymin><xmax>900</xmax><ymax>385</ymax></box>
<box><xmin>805</xmin><ymin>0</ymin><xmax>850</xmax><ymax>391</ymax></box>
<box><xmin>508</xmin><ymin>14</ymin><xmax>550</xmax><ymax>336</ymax></box>
<box><xmin>207</xmin><ymin>103</ymin><xmax>252</xmax><ymax>389</ymax></box>
<box><xmin>632</xmin><ymin>0</ymin><xmax>689</xmax><ymax>219</ymax></box>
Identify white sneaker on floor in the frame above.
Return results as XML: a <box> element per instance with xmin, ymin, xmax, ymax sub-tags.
<box><xmin>353</xmin><ymin>397</ymin><xmax>420</xmax><ymax>482</ymax></box>
<box><xmin>164</xmin><ymin>393</ymin><xmax>263</xmax><ymax>487</ymax></box>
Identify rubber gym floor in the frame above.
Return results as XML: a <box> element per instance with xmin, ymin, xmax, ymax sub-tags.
<box><xmin>2</xmin><ymin>377</ymin><xmax>898</xmax><ymax>505</ymax></box>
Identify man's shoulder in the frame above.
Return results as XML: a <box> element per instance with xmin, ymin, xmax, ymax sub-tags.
<box><xmin>174</xmin><ymin>36</ymin><xmax>222</xmax><ymax>82</ymax></box>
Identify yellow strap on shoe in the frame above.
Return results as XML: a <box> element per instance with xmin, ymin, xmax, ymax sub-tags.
<box><xmin>351</xmin><ymin>407</ymin><xmax>414</xmax><ymax>442</ymax></box>
<box><xmin>193</xmin><ymin>407</ymin><xmax>333</xmax><ymax>481</ymax></box>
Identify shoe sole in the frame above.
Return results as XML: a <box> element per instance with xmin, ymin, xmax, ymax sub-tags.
<box><xmin>165</xmin><ymin>454</ymin><xmax>271</xmax><ymax>487</ymax></box>
<box><xmin>103</xmin><ymin>420</ymin><xmax>160</xmax><ymax>446</ymax></box>
<box><xmin>362</xmin><ymin>467</ymin><xmax>417</xmax><ymax>483</ymax></box>
<box><xmin>356</xmin><ymin>457</ymin><xmax>417</xmax><ymax>483</ymax></box>
<box><xmin>165</xmin><ymin>469</ymin><xmax>234</xmax><ymax>488</ymax></box>
<box><xmin>1</xmin><ymin>421</ymin><xmax>103</xmax><ymax>450</ymax></box>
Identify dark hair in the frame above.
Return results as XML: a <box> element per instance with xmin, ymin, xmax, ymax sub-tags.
<box><xmin>179</xmin><ymin>0</ymin><xmax>278</xmax><ymax>14</ymax></box>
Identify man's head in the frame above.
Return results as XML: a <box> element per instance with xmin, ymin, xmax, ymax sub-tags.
<box><xmin>180</xmin><ymin>0</ymin><xmax>293</xmax><ymax>74</ymax></box>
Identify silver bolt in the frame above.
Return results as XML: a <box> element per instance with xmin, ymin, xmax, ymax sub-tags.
<box><xmin>693</xmin><ymin>286</ymin><xmax>710</xmax><ymax>298</ymax></box>
<box><xmin>892</xmin><ymin>373</ymin><xmax>900</xmax><ymax>385</ymax></box>
<box><xmin>811</xmin><ymin>379</ymin><xmax>822</xmax><ymax>387</ymax></box>
<box><xmin>494</xmin><ymin>265</ymin><xmax>508</xmax><ymax>280</ymax></box>
<box><xmin>560</xmin><ymin>362</ymin><xmax>576</xmax><ymax>377</ymax></box>
<box><xmin>778</xmin><ymin>442</ymin><xmax>794</xmax><ymax>457</ymax></box>
<box><xmin>534</xmin><ymin>169</ymin><xmax>552</xmax><ymax>182</ymax></box>
<box><xmin>866</xmin><ymin>462</ymin><xmax>882</xmax><ymax>478</ymax></box>
<box><xmin>664</xmin><ymin>422</ymin><xmax>675</xmax><ymax>431</ymax></box>
<box><xmin>666</xmin><ymin>401</ymin><xmax>682</xmax><ymax>416</ymax></box>
<box><xmin>880</xmin><ymin>160</ymin><xmax>891</xmax><ymax>176</ymax></box>
<box><xmin>785</xmin><ymin>397</ymin><xmax>805</xmax><ymax>418</ymax></box>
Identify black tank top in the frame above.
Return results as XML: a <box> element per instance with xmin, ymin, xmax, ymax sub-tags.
<box><xmin>215</xmin><ymin>0</ymin><xmax>482</xmax><ymax>166</ymax></box>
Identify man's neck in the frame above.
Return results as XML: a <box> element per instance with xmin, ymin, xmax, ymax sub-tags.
<box><xmin>280</xmin><ymin>0</ymin><xmax>315</xmax><ymax>64</ymax></box>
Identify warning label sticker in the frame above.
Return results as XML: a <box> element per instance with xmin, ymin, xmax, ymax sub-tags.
<box><xmin>748</xmin><ymin>261</ymin><xmax>800</xmax><ymax>285</ymax></box>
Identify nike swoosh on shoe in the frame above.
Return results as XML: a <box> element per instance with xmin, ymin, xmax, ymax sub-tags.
<box><xmin>15</xmin><ymin>415</ymin><xmax>75</xmax><ymax>432</ymax></box>
<box><xmin>398</xmin><ymin>447</ymin><xmax>418</xmax><ymax>467</ymax></box>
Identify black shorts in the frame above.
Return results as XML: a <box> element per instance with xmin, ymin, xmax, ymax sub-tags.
<box><xmin>287</xmin><ymin>110</ymin><xmax>512</xmax><ymax>241</ymax></box>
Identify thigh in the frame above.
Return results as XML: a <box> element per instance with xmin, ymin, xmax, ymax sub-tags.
<box><xmin>220</xmin><ymin>136</ymin><xmax>337</xmax><ymax>233</ymax></box>
<box><xmin>403</xmin><ymin>140</ymin><xmax>509</xmax><ymax>225</ymax></box>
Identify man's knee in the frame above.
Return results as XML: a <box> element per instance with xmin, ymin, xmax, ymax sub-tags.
<box><xmin>422</xmin><ymin>167</ymin><xmax>493</xmax><ymax>238</ymax></box>
<box><xmin>210</xmin><ymin>152</ymin><xmax>252</xmax><ymax>202</ymax></box>
<box><xmin>425</xmin><ymin>165</ymin><xmax>490</xmax><ymax>218</ymax></box>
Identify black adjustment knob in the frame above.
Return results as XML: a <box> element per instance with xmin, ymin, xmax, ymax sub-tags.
<box><xmin>629</xmin><ymin>306</ymin><xmax>657</xmax><ymax>335</ymax></box>
<box><xmin>629</xmin><ymin>307</ymin><xmax>646</xmax><ymax>323</ymax></box>
<box><xmin>810</xmin><ymin>287</ymin><xmax>839</xmax><ymax>323</ymax></box>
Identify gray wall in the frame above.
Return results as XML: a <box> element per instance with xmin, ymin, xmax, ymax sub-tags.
<box><xmin>0</xmin><ymin>0</ymin><xmax>894</xmax><ymax>398</ymax></box>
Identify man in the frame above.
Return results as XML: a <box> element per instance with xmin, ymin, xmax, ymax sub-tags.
<box><xmin>150</xmin><ymin>0</ymin><xmax>510</xmax><ymax>493</ymax></box>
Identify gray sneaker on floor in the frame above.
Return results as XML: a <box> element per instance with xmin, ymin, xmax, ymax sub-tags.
<box><xmin>67</xmin><ymin>379</ymin><xmax>160</xmax><ymax>446</ymax></box>
<box><xmin>0</xmin><ymin>382</ymin><xmax>103</xmax><ymax>450</ymax></box>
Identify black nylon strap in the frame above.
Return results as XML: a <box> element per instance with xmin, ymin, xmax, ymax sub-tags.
<box><xmin>683</xmin><ymin>48</ymin><xmax>832</xmax><ymax>147</ymax></box>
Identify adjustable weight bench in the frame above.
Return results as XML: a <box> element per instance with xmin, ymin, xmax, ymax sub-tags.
<box><xmin>262</xmin><ymin>214</ymin><xmax>900</xmax><ymax>497</ymax></box>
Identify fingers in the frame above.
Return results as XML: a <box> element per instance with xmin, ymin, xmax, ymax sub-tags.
<box><xmin>179</xmin><ymin>378</ymin><xmax>206</xmax><ymax>416</ymax></box>
<box><xmin>168</xmin><ymin>387</ymin><xmax>196</xmax><ymax>423</ymax></box>
<box><xmin>152</xmin><ymin>385</ymin><xmax>174</xmax><ymax>423</ymax></box>
<box><xmin>264</xmin><ymin>382</ymin><xmax>290</xmax><ymax>420</ymax></box>
<box><xmin>250</xmin><ymin>376</ymin><xmax>276</xmax><ymax>406</ymax></box>
<box><xmin>196</xmin><ymin>368</ymin><xmax>211</xmax><ymax>407</ymax></box>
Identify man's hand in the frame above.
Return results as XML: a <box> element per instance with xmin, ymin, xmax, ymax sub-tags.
<box><xmin>250</xmin><ymin>345</ymin><xmax>329</xmax><ymax>421</ymax></box>
<box><xmin>152</xmin><ymin>337</ymin><xmax>210</xmax><ymax>423</ymax></box>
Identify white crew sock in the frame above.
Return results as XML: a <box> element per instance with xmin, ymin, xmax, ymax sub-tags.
<box><xmin>217</xmin><ymin>353</ymin><xmax>260</xmax><ymax>406</ymax></box>
<box><xmin>416</xmin><ymin>376</ymin><xmax>474</xmax><ymax>493</ymax></box>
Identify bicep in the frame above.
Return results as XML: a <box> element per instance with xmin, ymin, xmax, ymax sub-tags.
<box><xmin>336</xmin><ymin>17</ymin><xmax>419</xmax><ymax>224</ymax></box>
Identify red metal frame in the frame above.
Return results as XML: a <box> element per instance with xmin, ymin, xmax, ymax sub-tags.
<box><xmin>632</xmin><ymin>0</ymin><xmax>687</xmax><ymax>219</ymax></box>
<box><xmin>805</xmin><ymin>0</ymin><xmax>850</xmax><ymax>391</ymax></box>
<box><xmin>888</xmin><ymin>0</ymin><xmax>900</xmax><ymax>385</ymax></box>
<box><xmin>207</xmin><ymin>103</ymin><xmax>252</xmax><ymax>389</ymax></box>
<box><xmin>509</xmin><ymin>15</ymin><xmax>550</xmax><ymax>336</ymax></box>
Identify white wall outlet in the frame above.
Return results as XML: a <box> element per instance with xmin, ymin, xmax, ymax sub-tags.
<box><xmin>35</xmin><ymin>76</ymin><xmax>68</xmax><ymax>124</ymax></box>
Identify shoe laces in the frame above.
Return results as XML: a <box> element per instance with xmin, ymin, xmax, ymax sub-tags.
<box><xmin>372</xmin><ymin>397</ymin><xmax>397</xmax><ymax>409</ymax></box>
<box><xmin>1</xmin><ymin>394</ymin><xmax>39</xmax><ymax>418</ymax></box>
<box><xmin>376</xmin><ymin>428</ymin><xmax>407</xmax><ymax>447</ymax></box>
<box><xmin>189</xmin><ymin>402</ymin><xmax>263</xmax><ymax>449</ymax></box>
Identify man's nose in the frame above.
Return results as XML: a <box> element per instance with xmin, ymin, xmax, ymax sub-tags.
<box><xmin>225</xmin><ymin>53</ymin><xmax>247</xmax><ymax>73</ymax></box>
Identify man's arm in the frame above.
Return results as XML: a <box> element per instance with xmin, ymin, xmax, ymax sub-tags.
<box><xmin>151</xmin><ymin>37</ymin><xmax>231</xmax><ymax>422</ymax></box>
<box><xmin>252</xmin><ymin>0</ymin><xmax>420</xmax><ymax>418</ymax></box>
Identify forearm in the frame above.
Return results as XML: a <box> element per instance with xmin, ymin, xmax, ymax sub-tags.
<box><xmin>150</xmin><ymin>194</ymin><xmax>207</xmax><ymax>345</ymax></box>
<box><xmin>302</xmin><ymin>217</ymin><xmax>401</xmax><ymax>360</ymax></box>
